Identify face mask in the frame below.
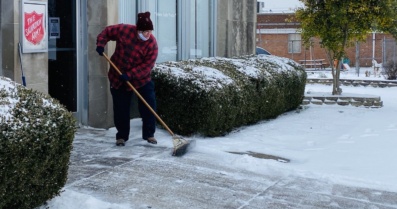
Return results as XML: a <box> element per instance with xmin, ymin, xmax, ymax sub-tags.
<box><xmin>138</xmin><ymin>32</ymin><xmax>149</xmax><ymax>41</ymax></box>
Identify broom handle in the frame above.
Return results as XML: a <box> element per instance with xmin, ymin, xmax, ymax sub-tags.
<box><xmin>103</xmin><ymin>53</ymin><xmax>175</xmax><ymax>136</ymax></box>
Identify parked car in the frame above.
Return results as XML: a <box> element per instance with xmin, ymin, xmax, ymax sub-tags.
<box><xmin>256</xmin><ymin>47</ymin><xmax>271</xmax><ymax>55</ymax></box>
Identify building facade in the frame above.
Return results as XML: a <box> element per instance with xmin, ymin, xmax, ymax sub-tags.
<box><xmin>1</xmin><ymin>0</ymin><xmax>256</xmax><ymax>128</ymax></box>
<box><xmin>257</xmin><ymin>13</ymin><xmax>395</xmax><ymax>68</ymax></box>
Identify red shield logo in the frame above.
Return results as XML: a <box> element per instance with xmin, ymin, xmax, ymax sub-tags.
<box><xmin>24</xmin><ymin>11</ymin><xmax>44</xmax><ymax>45</ymax></box>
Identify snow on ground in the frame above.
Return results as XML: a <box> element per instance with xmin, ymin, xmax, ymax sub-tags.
<box><xmin>40</xmin><ymin>190</ymin><xmax>130</xmax><ymax>209</ymax></box>
<box><xmin>12</xmin><ymin>66</ymin><xmax>396</xmax><ymax>208</ymax></box>
<box><xmin>306</xmin><ymin>66</ymin><xmax>387</xmax><ymax>81</ymax></box>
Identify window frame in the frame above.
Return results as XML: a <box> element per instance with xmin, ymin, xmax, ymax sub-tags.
<box><xmin>288</xmin><ymin>33</ymin><xmax>301</xmax><ymax>54</ymax></box>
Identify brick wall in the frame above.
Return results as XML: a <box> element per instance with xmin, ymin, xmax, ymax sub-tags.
<box><xmin>257</xmin><ymin>13</ymin><xmax>396</xmax><ymax>67</ymax></box>
<box><xmin>257</xmin><ymin>13</ymin><xmax>298</xmax><ymax>29</ymax></box>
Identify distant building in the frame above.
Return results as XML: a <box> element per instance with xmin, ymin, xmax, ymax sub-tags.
<box><xmin>256</xmin><ymin>12</ymin><xmax>395</xmax><ymax>68</ymax></box>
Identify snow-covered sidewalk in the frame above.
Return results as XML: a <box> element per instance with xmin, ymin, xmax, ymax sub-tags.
<box><xmin>41</xmin><ymin>118</ymin><xmax>397</xmax><ymax>209</ymax></box>
<box><xmin>39</xmin><ymin>70</ymin><xmax>397</xmax><ymax>209</ymax></box>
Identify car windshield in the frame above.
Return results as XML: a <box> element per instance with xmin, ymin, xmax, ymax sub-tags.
<box><xmin>256</xmin><ymin>47</ymin><xmax>271</xmax><ymax>55</ymax></box>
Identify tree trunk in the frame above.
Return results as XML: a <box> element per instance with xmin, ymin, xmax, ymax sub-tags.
<box><xmin>355</xmin><ymin>41</ymin><xmax>360</xmax><ymax>76</ymax></box>
<box><xmin>332</xmin><ymin>59</ymin><xmax>342</xmax><ymax>95</ymax></box>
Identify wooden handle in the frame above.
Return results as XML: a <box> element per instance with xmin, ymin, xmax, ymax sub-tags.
<box><xmin>103</xmin><ymin>53</ymin><xmax>175</xmax><ymax>136</ymax></box>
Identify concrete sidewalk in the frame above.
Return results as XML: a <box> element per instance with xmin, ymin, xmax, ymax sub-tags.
<box><xmin>66</xmin><ymin>128</ymin><xmax>397</xmax><ymax>209</ymax></box>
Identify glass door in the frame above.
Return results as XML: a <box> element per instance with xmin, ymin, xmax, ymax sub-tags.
<box><xmin>47</xmin><ymin>0</ymin><xmax>77</xmax><ymax>112</ymax></box>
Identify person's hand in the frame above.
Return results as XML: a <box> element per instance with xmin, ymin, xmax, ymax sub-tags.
<box><xmin>119</xmin><ymin>73</ymin><xmax>130</xmax><ymax>82</ymax></box>
<box><xmin>96</xmin><ymin>46</ymin><xmax>104</xmax><ymax>56</ymax></box>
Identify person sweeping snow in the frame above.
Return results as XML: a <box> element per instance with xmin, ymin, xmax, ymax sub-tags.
<box><xmin>95</xmin><ymin>11</ymin><xmax>158</xmax><ymax>146</ymax></box>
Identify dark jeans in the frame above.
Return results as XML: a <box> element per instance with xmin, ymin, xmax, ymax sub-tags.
<box><xmin>110</xmin><ymin>81</ymin><xmax>156</xmax><ymax>141</ymax></box>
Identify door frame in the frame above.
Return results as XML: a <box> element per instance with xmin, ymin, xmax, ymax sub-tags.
<box><xmin>75</xmin><ymin>0</ymin><xmax>88</xmax><ymax>125</ymax></box>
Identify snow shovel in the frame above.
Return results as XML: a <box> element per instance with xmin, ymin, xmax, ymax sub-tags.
<box><xmin>102</xmin><ymin>53</ymin><xmax>193</xmax><ymax>156</ymax></box>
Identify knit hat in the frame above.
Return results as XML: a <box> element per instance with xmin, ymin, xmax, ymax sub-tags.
<box><xmin>136</xmin><ymin>12</ymin><xmax>153</xmax><ymax>31</ymax></box>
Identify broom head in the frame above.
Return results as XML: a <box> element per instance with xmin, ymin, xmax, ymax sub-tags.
<box><xmin>172</xmin><ymin>135</ymin><xmax>195</xmax><ymax>156</ymax></box>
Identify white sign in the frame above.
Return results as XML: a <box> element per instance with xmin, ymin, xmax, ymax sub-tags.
<box><xmin>49</xmin><ymin>17</ymin><xmax>60</xmax><ymax>39</ymax></box>
<box><xmin>21</xmin><ymin>0</ymin><xmax>48</xmax><ymax>53</ymax></box>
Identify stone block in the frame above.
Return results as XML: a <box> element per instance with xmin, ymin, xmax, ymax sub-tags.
<box><xmin>373</xmin><ymin>100</ymin><xmax>383</xmax><ymax>107</ymax></box>
<box><xmin>352</xmin><ymin>81</ymin><xmax>361</xmax><ymax>86</ymax></box>
<box><xmin>352</xmin><ymin>97</ymin><xmax>365</xmax><ymax>102</ymax></box>
<box><xmin>325</xmin><ymin>97</ymin><xmax>338</xmax><ymax>101</ymax></box>
<box><xmin>369</xmin><ymin>82</ymin><xmax>378</xmax><ymax>87</ymax></box>
<box><xmin>351</xmin><ymin>101</ymin><xmax>363</xmax><ymax>107</ymax></box>
<box><xmin>337</xmin><ymin>100</ymin><xmax>350</xmax><ymax>106</ymax></box>
<box><xmin>363</xmin><ymin>101</ymin><xmax>373</xmax><ymax>107</ymax></box>
<box><xmin>360</xmin><ymin>82</ymin><xmax>370</xmax><ymax>87</ymax></box>
<box><xmin>311</xmin><ymin>100</ymin><xmax>323</xmax><ymax>105</ymax></box>
<box><xmin>302</xmin><ymin>100</ymin><xmax>310</xmax><ymax>105</ymax></box>
<box><xmin>378</xmin><ymin>83</ymin><xmax>387</xmax><ymax>88</ymax></box>
<box><xmin>364</xmin><ymin>97</ymin><xmax>380</xmax><ymax>103</ymax></box>
<box><xmin>339</xmin><ymin>97</ymin><xmax>352</xmax><ymax>101</ymax></box>
<box><xmin>313</xmin><ymin>97</ymin><xmax>325</xmax><ymax>102</ymax></box>
<box><xmin>324</xmin><ymin>100</ymin><xmax>337</xmax><ymax>105</ymax></box>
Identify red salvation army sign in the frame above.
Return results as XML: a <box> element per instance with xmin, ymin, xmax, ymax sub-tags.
<box><xmin>24</xmin><ymin>11</ymin><xmax>45</xmax><ymax>45</ymax></box>
<box><xmin>21</xmin><ymin>1</ymin><xmax>48</xmax><ymax>53</ymax></box>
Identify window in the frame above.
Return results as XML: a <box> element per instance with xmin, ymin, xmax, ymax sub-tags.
<box><xmin>178</xmin><ymin>0</ymin><xmax>213</xmax><ymax>60</ymax></box>
<box><xmin>118</xmin><ymin>0</ymin><xmax>136</xmax><ymax>24</ymax></box>
<box><xmin>288</xmin><ymin>34</ymin><xmax>301</xmax><ymax>53</ymax></box>
<box><xmin>119</xmin><ymin>0</ymin><xmax>214</xmax><ymax>62</ymax></box>
<box><xmin>150</xmin><ymin>1</ymin><xmax>178</xmax><ymax>63</ymax></box>
<box><xmin>188</xmin><ymin>0</ymin><xmax>211</xmax><ymax>59</ymax></box>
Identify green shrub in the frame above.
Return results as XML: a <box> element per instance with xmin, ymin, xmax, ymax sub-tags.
<box><xmin>0</xmin><ymin>77</ymin><xmax>76</xmax><ymax>209</ymax></box>
<box><xmin>152</xmin><ymin>55</ymin><xmax>306</xmax><ymax>137</ymax></box>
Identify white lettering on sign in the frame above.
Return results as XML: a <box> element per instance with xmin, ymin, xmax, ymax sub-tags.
<box><xmin>24</xmin><ymin>11</ymin><xmax>44</xmax><ymax>45</ymax></box>
<box><xmin>25</xmin><ymin>18</ymin><xmax>42</xmax><ymax>37</ymax></box>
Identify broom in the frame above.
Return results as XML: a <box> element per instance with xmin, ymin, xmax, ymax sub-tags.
<box><xmin>102</xmin><ymin>53</ymin><xmax>194</xmax><ymax>156</ymax></box>
<box><xmin>18</xmin><ymin>43</ymin><xmax>27</xmax><ymax>86</ymax></box>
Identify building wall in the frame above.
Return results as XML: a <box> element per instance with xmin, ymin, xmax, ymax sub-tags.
<box><xmin>86</xmin><ymin>0</ymin><xmax>118</xmax><ymax>128</ymax></box>
<box><xmin>257</xmin><ymin>13</ymin><xmax>394</xmax><ymax>67</ymax></box>
<box><xmin>257</xmin><ymin>13</ymin><xmax>299</xmax><ymax>29</ymax></box>
<box><xmin>1</xmin><ymin>0</ymin><xmax>17</xmax><ymax>80</ymax></box>
<box><xmin>87</xmin><ymin>0</ymin><xmax>258</xmax><ymax>129</ymax></box>
<box><xmin>0</xmin><ymin>1</ymin><xmax>2</xmax><ymax>76</ymax></box>
<box><xmin>216</xmin><ymin>0</ymin><xmax>257</xmax><ymax>57</ymax></box>
<box><xmin>1</xmin><ymin>0</ymin><xmax>258</xmax><ymax>129</ymax></box>
<box><xmin>1</xmin><ymin>0</ymin><xmax>48</xmax><ymax>93</ymax></box>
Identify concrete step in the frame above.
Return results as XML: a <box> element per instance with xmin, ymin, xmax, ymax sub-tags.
<box><xmin>303</xmin><ymin>94</ymin><xmax>383</xmax><ymax>108</ymax></box>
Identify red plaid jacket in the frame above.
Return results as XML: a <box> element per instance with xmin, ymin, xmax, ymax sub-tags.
<box><xmin>96</xmin><ymin>24</ymin><xmax>158</xmax><ymax>90</ymax></box>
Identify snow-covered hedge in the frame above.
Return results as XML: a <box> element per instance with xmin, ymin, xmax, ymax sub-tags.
<box><xmin>152</xmin><ymin>55</ymin><xmax>306</xmax><ymax>137</ymax></box>
<box><xmin>0</xmin><ymin>77</ymin><xmax>76</xmax><ymax>209</ymax></box>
